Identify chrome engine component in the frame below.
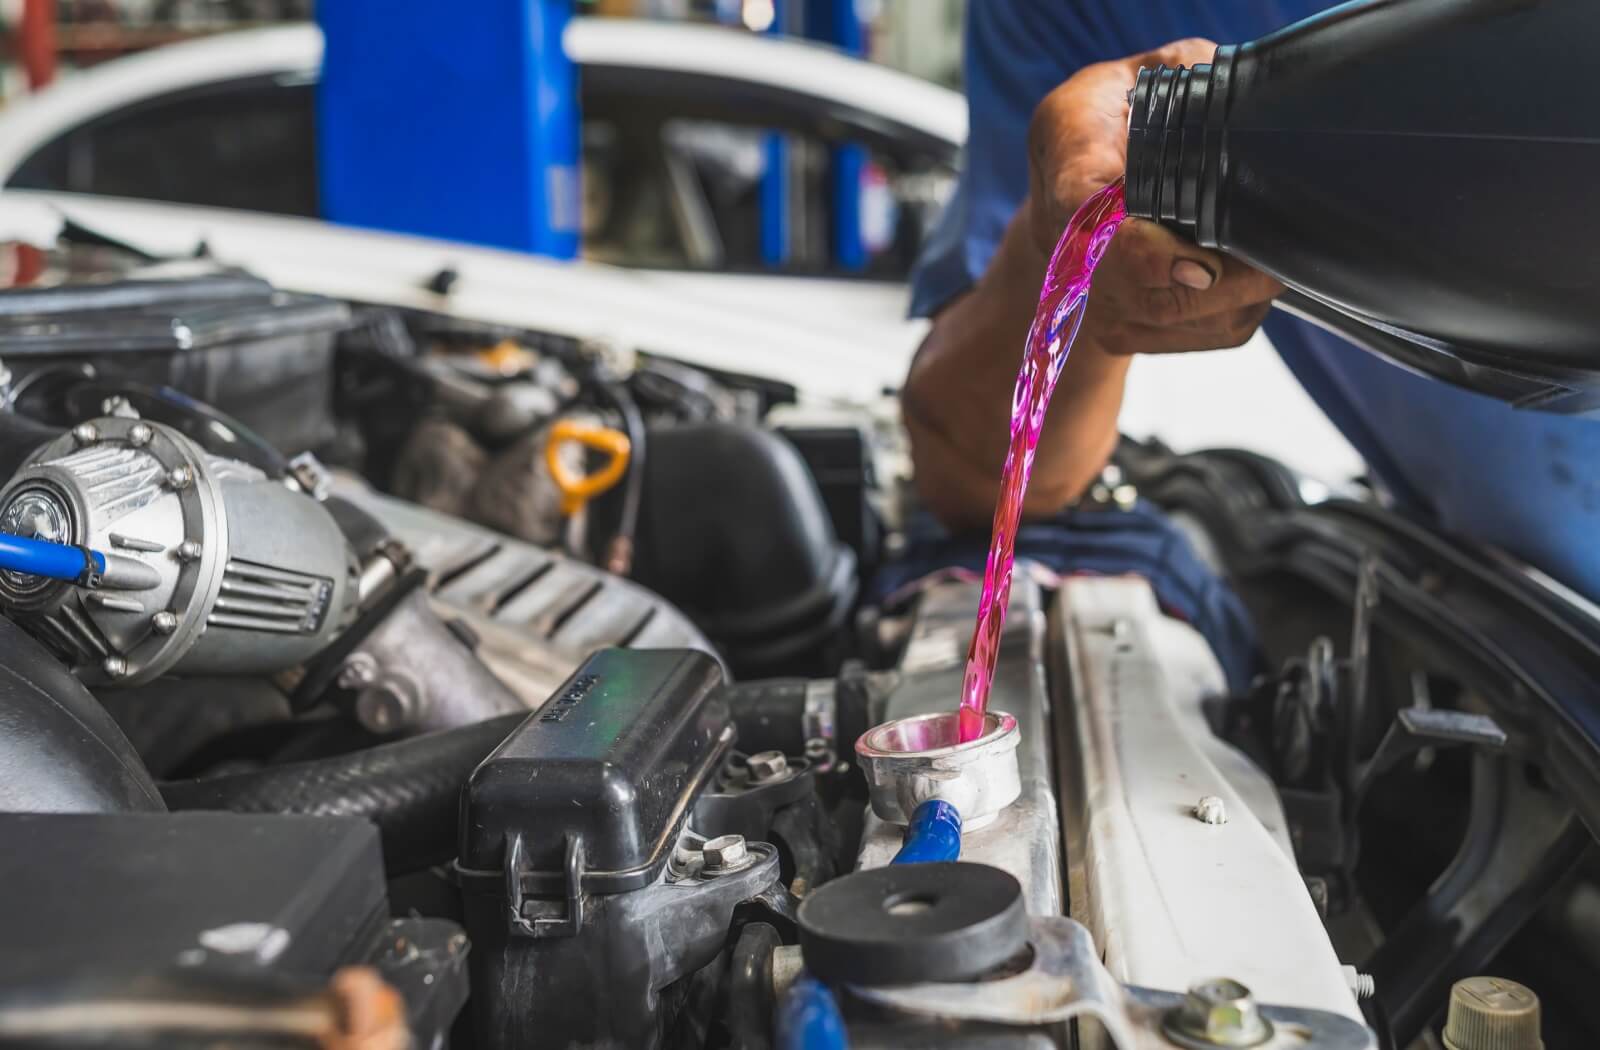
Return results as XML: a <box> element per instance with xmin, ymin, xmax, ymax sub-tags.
<box><xmin>0</xmin><ymin>417</ymin><xmax>357</xmax><ymax>686</ymax></box>
<box><xmin>337</xmin><ymin>587</ymin><xmax>523</xmax><ymax>734</ymax></box>
<box><xmin>854</xmin><ymin>578</ymin><xmax>1061</xmax><ymax>914</ymax></box>
<box><xmin>855</xmin><ymin>709</ymin><xmax>1021</xmax><ymax>830</ymax></box>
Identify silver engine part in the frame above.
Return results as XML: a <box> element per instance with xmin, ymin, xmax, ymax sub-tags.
<box><xmin>326</xmin><ymin>473</ymin><xmax>716</xmax><ymax>707</ymax></box>
<box><xmin>855</xmin><ymin>709</ymin><xmax>1022</xmax><ymax>830</ymax></box>
<box><xmin>830</xmin><ymin>575</ymin><xmax>1374</xmax><ymax>1049</ymax></box>
<box><xmin>337</xmin><ymin>587</ymin><xmax>524</xmax><ymax>735</ymax></box>
<box><xmin>0</xmin><ymin>417</ymin><xmax>358</xmax><ymax>686</ymax></box>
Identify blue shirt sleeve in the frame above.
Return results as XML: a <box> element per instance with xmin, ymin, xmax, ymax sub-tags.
<box><xmin>907</xmin><ymin>2</ymin><xmax>1079</xmax><ymax>318</ymax></box>
<box><xmin>908</xmin><ymin>1</ymin><xmax>1324</xmax><ymax>318</ymax></box>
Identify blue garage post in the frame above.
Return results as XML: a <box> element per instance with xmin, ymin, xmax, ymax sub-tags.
<box><xmin>760</xmin><ymin>0</ymin><xmax>794</xmax><ymax>268</ymax></box>
<box><xmin>315</xmin><ymin>0</ymin><xmax>581</xmax><ymax>259</ymax></box>
<box><xmin>806</xmin><ymin>0</ymin><xmax>867</xmax><ymax>271</ymax></box>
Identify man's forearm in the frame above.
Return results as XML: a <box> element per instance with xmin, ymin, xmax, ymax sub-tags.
<box><xmin>903</xmin><ymin>198</ymin><xmax>1131</xmax><ymax>531</ymax></box>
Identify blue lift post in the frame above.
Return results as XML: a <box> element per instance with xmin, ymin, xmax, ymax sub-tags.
<box><xmin>759</xmin><ymin>0</ymin><xmax>793</xmax><ymax>268</ymax></box>
<box><xmin>315</xmin><ymin>0</ymin><xmax>581</xmax><ymax>259</ymax></box>
<box><xmin>806</xmin><ymin>0</ymin><xmax>868</xmax><ymax>272</ymax></box>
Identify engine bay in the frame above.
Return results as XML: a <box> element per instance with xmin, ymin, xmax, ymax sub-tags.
<box><xmin>1</xmin><ymin>246</ymin><xmax>1597</xmax><ymax>1050</ymax></box>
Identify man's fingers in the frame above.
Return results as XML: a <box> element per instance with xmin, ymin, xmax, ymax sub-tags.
<box><xmin>1097</xmin><ymin>220</ymin><xmax>1223</xmax><ymax>291</ymax></box>
<box><xmin>1172</xmin><ymin>259</ymin><xmax>1214</xmax><ymax>290</ymax></box>
<box><xmin>1095</xmin><ymin>221</ymin><xmax>1283</xmax><ymax>325</ymax></box>
<box><xmin>1092</xmin><ymin>302</ymin><xmax>1276</xmax><ymax>356</ymax></box>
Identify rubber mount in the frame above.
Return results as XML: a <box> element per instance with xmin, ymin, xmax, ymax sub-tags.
<box><xmin>798</xmin><ymin>862</ymin><xmax>1028</xmax><ymax>986</ymax></box>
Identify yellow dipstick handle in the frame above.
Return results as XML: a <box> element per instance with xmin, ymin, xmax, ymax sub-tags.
<box><xmin>545</xmin><ymin>419</ymin><xmax>632</xmax><ymax>516</ymax></box>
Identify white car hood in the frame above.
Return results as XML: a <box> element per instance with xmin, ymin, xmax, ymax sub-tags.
<box><xmin>0</xmin><ymin>191</ymin><xmax>923</xmax><ymax>407</ymax></box>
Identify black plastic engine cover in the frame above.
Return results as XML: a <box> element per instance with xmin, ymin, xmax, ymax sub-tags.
<box><xmin>0</xmin><ymin>811</ymin><xmax>468</xmax><ymax>1045</ymax></box>
<box><xmin>0</xmin><ymin>271</ymin><xmax>348</xmax><ymax>455</ymax></box>
<box><xmin>460</xmin><ymin>647</ymin><xmax>732</xmax><ymax>895</ymax></box>
<box><xmin>458</xmin><ymin>648</ymin><xmax>762</xmax><ymax>1050</ymax></box>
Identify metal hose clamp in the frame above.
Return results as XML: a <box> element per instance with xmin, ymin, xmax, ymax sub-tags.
<box><xmin>855</xmin><ymin>710</ymin><xmax>1021</xmax><ymax>830</ymax></box>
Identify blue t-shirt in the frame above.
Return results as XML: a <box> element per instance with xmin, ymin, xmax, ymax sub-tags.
<box><xmin>910</xmin><ymin>1</ymin><xmax>1600</xmax><ymax>604</ymax></box>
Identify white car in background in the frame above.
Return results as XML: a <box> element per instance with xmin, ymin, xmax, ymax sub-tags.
<box><xmin>0</xmin><ymin>18</ymin><xmax>1358</xmax><ymax>480</ymax></box>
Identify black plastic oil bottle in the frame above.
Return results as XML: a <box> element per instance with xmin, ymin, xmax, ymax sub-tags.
<box><xmin>1124</xmin><ymin>0</ymin><xmax>1600</xmax><ymax>411</ymax></box>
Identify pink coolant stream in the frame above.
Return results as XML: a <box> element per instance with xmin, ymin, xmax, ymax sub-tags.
<box><xmin>957</xmin><ymin>180</ymin><xmax>1127</xmax><ymax>743</ymax></box>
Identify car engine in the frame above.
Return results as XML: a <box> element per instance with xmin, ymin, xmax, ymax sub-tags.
<box><xmin>0</xmin><ymin>254</ymin><xmax>1594</xmax><ymax>1050</ymax></box>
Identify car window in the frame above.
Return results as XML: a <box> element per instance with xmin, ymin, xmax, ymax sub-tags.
<box><xmin>11</xmin><ymin>76</ymin><xmax>318</xmax><ymax>218</ymax></box>
<box><xmin>11</xmin><ymin>61</ymin><xmax>956</xmax><ymax>279</ymax></box>
<box><xmin>583</xmin><ymin>115</ymin><xmax>954</xmax><ymax>278</ymax></box>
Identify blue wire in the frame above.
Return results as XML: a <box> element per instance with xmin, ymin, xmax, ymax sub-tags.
<box><xmin>776</xmin><ymin>975</ymin><xmax>849</xmax><ymax>1050</ymax></box>
<box><xmin>891</xmin><ymin>799</ymin><xmax>962</xmax><ymax>865</ymax></box>
<box><xmin>0</xmin><ymin>533</ymin><xmax>105</xmax><ymax>583</ymax></box>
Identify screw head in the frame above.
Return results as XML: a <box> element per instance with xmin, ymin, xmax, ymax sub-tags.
<box><xmin>1194</xmin><ymin>796</ymin><xmax>1228</xmax><ymax>825</ymax></box>
<box><xmin>101</xmin><ymin>655</ymin><xmax>129</xmax><ymax>678</ymax></box>
<box><xmin>176</xmin><ymin>540</ymin><xmax>203</xmax><ymax>562</ymax></box>
<box><xmin>338</xmin><ymin>653</ymin><xmax>379</xmax><ymax>691</ymax></box>
<box><xmin>165</xmin><ymin>465</ymin><xmax>194</xmax><ymax>490</ymax></box>
<box><xmin>1165</xmin><ymin>978</ymin><xmax>1272</xmax><ymax>1048</ymax></box>
<box><xmin>747</xmin><ymin>750</ymin><xmax>790</xmax><ymax>783</ymax></box>
<box><xmin>151</xmin><ymin>610</ymin><xmax>179</xmax><ymax>635</ymax></box>
<box><xmin>701</xmin><ymin>834</ymin><xmax>752</xmax><ymax>874</ymax></box>
<box><xmin>71</xmin><ymin>423</ymin><xmax>99</xmax><ymax>446</ymax></box>
<box><xmin>127</xmin><ymin>423</ymin><xmax>153</xmax><ymax>447</ymax></box>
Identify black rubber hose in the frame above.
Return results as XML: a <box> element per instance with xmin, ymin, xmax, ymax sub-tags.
<box><xmin>722</xmin><ymin>923</ymin><xmax>781</xmax><ymax>1050</ymax></box>
<box><xmin>725</xmin><ymin>678</ymin><xmax>810</xmax><ymax>756</ymax></box>
<box><xmin>160</xmin><ymin>711</ymin><xmax>525</xmax><ymax>875</ymax></box>
<box><xmin>0</xmin><ymin>410</ymin><xmax>59</xmax><ymax>478</ymax></box>
<box><xmin>0</xmin><ymin>617</ymin><xmax>164</xmax><ymax>814</ymax></box>
<box><xmin>597</xmin><ymin>380</ymin><xmax>646</xmax><ymax>574</ymax></box>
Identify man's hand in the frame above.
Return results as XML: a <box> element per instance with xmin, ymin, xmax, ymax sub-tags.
<box><xmin>1026</xmin><ymin>39</ymin><xmax>1283</xmax><ymax>354</ymax></box>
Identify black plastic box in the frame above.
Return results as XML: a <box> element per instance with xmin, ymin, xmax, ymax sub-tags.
<box><xmin>459</xmin><ymin>647</ymin><xmax>731</xmax><ymax>897</ymax></box>
<box><xmin>0</xmin><ymin>271</ymin><xmax>350</xmax><ymax>455</ymax></box>
<box><xmin>0</xmin><ymin>811</ymin><xmax>468</xmax><ymax>1044</ymax></box>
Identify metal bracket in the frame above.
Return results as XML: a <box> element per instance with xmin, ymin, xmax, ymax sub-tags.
<box><xmin>507</xmin><ymin>833</ymin><xmax>585</xmax><ymax>939</ymax></box>
<box><xmin>802</xmin><ymin>679</ymin><xmax>838</xmax><ymax>772</ymax></box>
<box><xmin>1357</xmin><ymin>707</ymin><xmax>1507</xmax><ymax>799</ymax></box>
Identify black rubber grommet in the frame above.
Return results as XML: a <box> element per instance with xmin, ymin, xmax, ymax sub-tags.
<box><xmin>798</xmin><ymin>862</ymin><xmax>1028</xmax><ymax>986</ymax></box>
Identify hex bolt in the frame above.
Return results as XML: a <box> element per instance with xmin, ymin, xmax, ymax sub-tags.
<box><xmin>127</xmin><ymin>423</ymin><xmax>154</xmax><ymax>448</ymax></box>
<box><xmin>1164</xmin><ymin>978</ymin><xmax>1273</xmax><ymax>1048</ymax></box>
<box><xmin>338</xmin><ymin>653</ymin><xmax>380</xmax><ymax>691</ymax></box>
<box><xmin>669</xmin><ymin>841</ymin><xmax>702</xmax><ymax>878</ymax></box>
<box><xmin>747</xmin><ymin>750</ymin><xmax>790</xmax><ymax>783</ymax></box>
<box><xmin>102</xmin><ymin>655</ymin><xmax>128</xmax><ymax>679</ymax></box>
<box><xmin>151</xmin><ymin>610</ymin><xmax>179</xmax><ymax>636</ymax></box>
<box><xmin>1194</xmin><ymin>796</ymin><xmax>1228</xmax><ymax>825</ymax></box>
<box><xmin>701</xmin><ymin>834</ymin><xmax>752</xmax><ymax>875</ymax></box>
<box><xmin>165</xmin><ymin>465</ymin><xmax>194</xmax><ymax>491</ymax></box>
<box><xmin>71</xmin><ymin>423</ymin><xmax>99</xmax><ymax>447</ymax></box>
<box><xmin>176</xmin><ymin>540</ymin><xmax>203</xmax><ymax>562</ymax></box>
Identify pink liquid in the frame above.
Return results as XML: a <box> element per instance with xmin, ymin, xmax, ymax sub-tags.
<box><xmin>957</xmin><ymin>180</ymin><xmax>1127</xmax><ymax>743</ymax></box>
